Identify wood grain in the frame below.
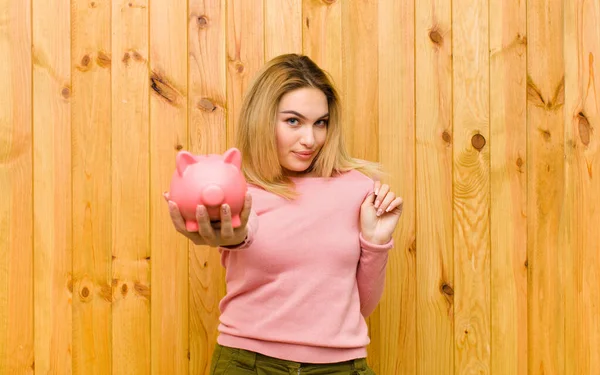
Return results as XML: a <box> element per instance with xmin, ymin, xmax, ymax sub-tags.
<box><xmin>71</xmin><ymin>0</ymin><xmax>112</xmax><ymax>373</ymax></box>
<box><xmin>0</xmin><ymin>0</ymin><xmax>33</xmax><ymax>372</ymax></box>
<box><xmin>527</xmin><ymin>0</ymin><xmax>565</xmax><ymax>373</ymax></box>
<box><xmin>265</xmin><ymin>0</ymin><xmax>302</xmax><ymax>60</ymax></box>
<box><xmin>112</xmin><ymin>0</ymin><xmax>150</xmax><ymax>374</ymax></box>
<box><xmin>302</xmin><ymin>0</ymin><xmax>343</xmax><ymax>99</ymax></box>
<box><xmin>226</xmin><ymin>0</ymin><xmax>264</xmax><ymax>147</ymax></box>
<box><xmin>452</xmin><ymin>0</ymin><xmax>491</xmax><ymax>373</ymax></box>
<box><xmin>188</xmin><ymin>0</ymin><xmax>227</xmax><ymax>373</ymax></box>
<box><xmin>341</xmin><ymin>0</ymin><xmax>378</xmax><ymax>163</ymax></box>
<box><xmin>415</xmin><ymin>0</ymin><xmax>454</xmax><ymax>373</ymax></box>
<box><xmin>564</xmin><ymin>1</ymin><xmax>600</xmax><ymax>374</ymax></box>
<box><xmin>32</xmin><ymin>0</ymin><xmax>72</xmax><ymax>372</ymax></box>
<box><xmin>489</xmin><ymin>0</ymin><xmax>528</xmax><ymax>373</ymax></box>
<box><xmin>150</xmin><ymin>0</ymin><xmax>189</xmax><ymax>373</ymax></box>
<box><xmin>377</xmin><ymin>0</ymin><xmax>416</xmax><ymax>374</ymax></box>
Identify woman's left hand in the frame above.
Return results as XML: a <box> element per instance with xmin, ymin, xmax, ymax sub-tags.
<box><xmin>360</xmin><ymin>181</ymin><xmax>404</xmax><ymax>245</ymax></box>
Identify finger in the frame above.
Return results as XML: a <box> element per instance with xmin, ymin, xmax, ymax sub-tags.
<box><xmin>362</xmin><ymin>191</ymin><xmax>376</xmax><ymax>208</ymax></box>
<box><xmin>374</xmin><ymin>184</ymin><xmax>390</xmax><ymax>209</ymax></box>
<box><xmin>387</xmin><ymin>197</ymin><xmax>404</xmax><ymax>214</ymax></box>
<box><xmin>373</xmin><ymin>180</ymin><xmax>382</xmax><ymax>196</ymax></box>
<box><xmin>239</xmin><ymin>192</ymin><xmax>253</xmax><ymax>227</ymax></box>
<box><xmin>163</xmin><ymin>191</ymin><xmax>170</xmax><ymax>202</ymax></box>
<box><xmin>377</xmin><ymin>192</ymin><xmax>396</xmax><ymax>216</ymax></box>
<box><xmin>196</xmin><ymin>205</ymin><xmax>217</xmax><ymax>242</ymax></box>
<box><xmin>168</xmin><ymin>201</ymin><xmax>187</xmax><ymax>233</ymax></box>
<box><xmin>220</xmin><ymin>204</ymin><xmax>234</xmax><ymax>239</ymax></box>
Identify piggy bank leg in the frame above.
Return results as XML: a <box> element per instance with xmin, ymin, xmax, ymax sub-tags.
<box><xmin>186</xmin><ymin>220</ymin><xmax>199</xmax><ymax>232</ymax></box>
<box><xmin>231</xmin><ymin>214</ymin><xmax>241</xmax><ymax>228</ymax></box>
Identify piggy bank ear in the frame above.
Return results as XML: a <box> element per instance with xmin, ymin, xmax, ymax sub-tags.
<box><xmin>176</xmin><ymin>151</ymin><xmax>196</xmax><ymax>176</ymax></box>
<box><xmin>223</xmin><ymin>148</ymin><xmax>242</xmax><ymax>169</ymax></box>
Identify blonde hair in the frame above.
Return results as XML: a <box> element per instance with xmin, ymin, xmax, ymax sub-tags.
<box><xmin>236</xmin><ymin>54</ymin><xmax>383</xmax><ymax>199</ymax></box>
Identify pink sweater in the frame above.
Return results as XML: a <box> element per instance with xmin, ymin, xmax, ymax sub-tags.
<box><xmin>216</xmin><ymin>170</ymin><xmax>393</xmax><ymax>363</ymax></box>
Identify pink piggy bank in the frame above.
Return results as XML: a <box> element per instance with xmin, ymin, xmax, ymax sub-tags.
<box><xmin>168</xmin><ymin>148</ymin><xmax>247</xmax><ymax>232</ymax></box>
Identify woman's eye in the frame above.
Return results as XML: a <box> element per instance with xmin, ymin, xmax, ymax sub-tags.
<box><xmin>286</xmin><ymin>118</ymin><xmax>299</xmax><ymax>126</ymax></box>
<box><xmin>315</xmin><ymin>119</ymin><xmax>328</xmax><ymax>127</ymax></box>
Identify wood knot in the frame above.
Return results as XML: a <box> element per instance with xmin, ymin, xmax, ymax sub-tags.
<box><xmin>429</xmin><ymin>29</ymin><xmax>443</xmax><ymax>45</ymax></box>
<box><xmin>129</xmin><ymin>2</ymin><xmax>133</xmax><ymax>6</ymax></box>
<box><xmin>235</xmin><ymin>62</ymin><xmax>245</xmax><ymax>74</ymax></box>
<box><xmin>90</xmin><ymin>1</ymin><xmax>96</xmax><ymax>7</ymax></box>
<box><xmin>197</xmin><ymin>16</ymin><xmax>208</xmax><ymax>28</ymax></box>
<box><xmin>134</xmin><ymin>282</ymin><xmax>151</xmax><ymax>300</ymax></box>
<box><xmin>577</xmin><ymin>112</ymin><xmax>591</xmax><ymax>146</ymax></box>
<box><xmin>122</xmin><ymin>52</ymin><xmax>131</xmax><ymax>64</ymax></box>
<box><xmin>150</xmin><ymin>71</ymin><xmax>180</xmax><ymax>105</ymax></box>
<box><xmin>539</xmin><ymin>129</ymin><xmax>551</xmax><ymax>141</ymax></box>
<box><xmin>61</xmin><ymin>86</ymin><xmax>71</xmax><ymax>99</ymax></box>
<box><xmin>198</xmin><ymin>98</ymin><xmax>217</xmax><ymax>112</ymax></box>
<box><xmin>441</xmin><ymin>283</ymin><xmax>454</xmax><ymax>296</ymax></box>
<box><xmin>67</xmin><ymin>276</ymin><xmax>73</xmax><ymax>293</ymax></box>
<box><xmin>408</xmin><ymin>239</ymin><xmax>416</xmax><ymax>254</ymax></box>
<box><xmin>81</xmin><ymin>287</ymin><xmax>90</xmax><ymax>299</ymax></box>
<box><xmin>132</xmin><ymin>50</ymin><xmax>144</xmax><ymax>62</ymax></box>
<box><xmin>81</xmin><ymin>55</ymin><xmax>91</xmax><ymax>67</ymax></box>
<box><xmin>516</xmin><ymin>157</ymin><xmax>523</xmax><ymax>168</ymax></box>
<box><xmin>96</xmin><ymin>51</ymin><xmax>111</xmax><ymax>68</ymax></box>
<box><xmin>471</xmin><ymin>134</ymin><xmax>486</xmax><ymax>151</ymax></box>
<box><xmin>306</xmin><ymin>17</ymin><xmax>310</xmax><ymax>28</ymax></box>
<box><xmin>442</xmin><ymin>130</ymin><xmax>452</xmax><ymax>144</ymax></box>
<box><xmin>175</xmin><ymin>144</ymin><xmax>183</xmax><ymax>151</ymax></box>
<box><xmin>121</xmin><ymin>283</ymin><xmax>128</xmax><ymax>296</ymax></box>
<box><xmin>524</xmin><ymin>259</ymin><xmax>528</xmax><ymax>268</ymax></box>
<box><xmin>322</xmin><ymin>0</ymin><xmax>336</xmax><ymax>4</ymax></box>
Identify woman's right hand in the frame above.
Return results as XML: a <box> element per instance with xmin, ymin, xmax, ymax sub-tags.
<box><xmin>163</xmin><ymin>192</ymin><xmax>252</xmax><ymax>247</ymax></box>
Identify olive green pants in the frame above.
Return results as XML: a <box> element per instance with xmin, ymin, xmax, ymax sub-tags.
<box><xmin>210</xmin><ymin>343</ymin><xmax>376</xmax><ymax>375</ymax></box>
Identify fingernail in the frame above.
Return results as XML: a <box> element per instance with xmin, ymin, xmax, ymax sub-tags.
<box><xmin>222</xmin><ymin>205</ymin><xmax>228</xmax><ymax>214</ymax></box>
<box><xmin>386</xmin><ymin>206</ymin><xmax>393</xmax><ymax>212</ymax></box>
<box><xmin>375</xmin><ymin>189</ymin><xmax>379</xmax><ymax>195</ymax></box>
<box><xmin>377</xmin><ymin>209</ymin><xmax>383</xmax><ymax>216</ymax></box>
<box><xmin>374</xmin><ymin>200</ymin><xmax>380</xmax><ymax>208</ymax></box>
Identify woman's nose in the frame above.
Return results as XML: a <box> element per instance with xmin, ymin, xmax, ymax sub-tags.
<box><xmin>299</xmin><ymin>128</ymin><xmax>315</xmax><ymax>148</ymax></box>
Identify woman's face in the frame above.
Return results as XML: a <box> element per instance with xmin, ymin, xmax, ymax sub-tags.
<box><xmin>275</xmin><ymin>87</ymin><xmax>329</xmax><ymax>177</ymax></box>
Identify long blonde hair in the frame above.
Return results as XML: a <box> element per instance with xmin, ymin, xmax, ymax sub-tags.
<box><xmin>236</xmin><ymin>54</ymin><xmax>382</xmax><ymax>199</ymax></box>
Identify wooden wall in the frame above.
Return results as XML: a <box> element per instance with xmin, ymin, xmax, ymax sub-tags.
<box><xmin>1</xmin><ymin>0</ymin><xmax>598</xmax><ymax>374</ymax></box>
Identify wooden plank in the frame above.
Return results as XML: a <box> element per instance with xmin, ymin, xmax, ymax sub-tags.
<box><xmin>302</xmin><ymin>0</ymin><xmax>343</xmax><ymax>97</ymax></box>
<box><xmin>0</xmin><ymin>0</ymin><xmax>33</xmax><ymax>372</ymax></box>
<box><xmin>112</xmin><ymin>0</ymin><xmax>150</xmax><ymax>374</ymax></box>
<box><xmin>341</xmin><ymin>0</ymin><xmax>378</xmax><ymax>163</ymax></box>
<box><xmin>452</xmin><ymin>0</ymin><xmax>491</xmax><ymax>372</ymax></box>
<box><xmin>188</xmin><ymin>0</ymin><xmax>227</xmax><ymax>373</ymax></box>
<box><xmin>32</xmin><ymin>0</ymin><xmax>72</xmax><ymax>372</ymax></box>
<box><xmin>377</xmin><ymin>0</ymin><xmax>416</xmax><ymax>374</ymax></box>
<box><xmin>227</xmin><ymin>0</ymin><xmax>265</xmax><ymax>147</ymax></box>
<box><xmin>149</xmin><ymin>0</ymin><xmax>189</xmax><ymax>372</ymax></box>
<box><xmin>526</xmin><ymin>0</ymin><xmax>565</xmax><ymax>373</ymax></box>
<box><xmin>71</xmin><ymin>0</ymin><xmax>112</xmax><ymax>373</ymax></box>
<box><xmin>265</xmin><ymin>0</ymin><xmax>302</xmax><ymax>60</ymax></box>
<box><xmin>415</xmin><ymin>0</ymin><xmax>454</xmax><ymax>373</ymax></box>
<box><xmin>564</xmin><ymin>1</ymin><xmax>600</xmax><ymax>374</ymax></box>
<box><xmin>489</xmin><ymin>0</ymin><xmax>528</xmax><ymax>373</ymax></box>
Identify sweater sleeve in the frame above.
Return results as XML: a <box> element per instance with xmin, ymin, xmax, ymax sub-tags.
<box><xmin>357</xmin><ymin>233</ymin><xmax>393</xmax><ymax>317</ymax></box>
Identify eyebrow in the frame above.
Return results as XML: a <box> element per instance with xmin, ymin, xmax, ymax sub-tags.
<box><xmin>279</xmin><ymin>110</ymin><xmax>329</xmax><ymax>120</ymax></box>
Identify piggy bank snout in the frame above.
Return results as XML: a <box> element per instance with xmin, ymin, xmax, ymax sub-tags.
<box><xmin>202</xmin><ymin>184</ymin><xmax>225</xmax><ymax>207</ymax></box>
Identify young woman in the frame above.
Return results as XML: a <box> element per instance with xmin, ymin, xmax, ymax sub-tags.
<box><xmin>165</xmin><ymin>54</ymin><xmax>403</xmax><ymax>375</ymax></box>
